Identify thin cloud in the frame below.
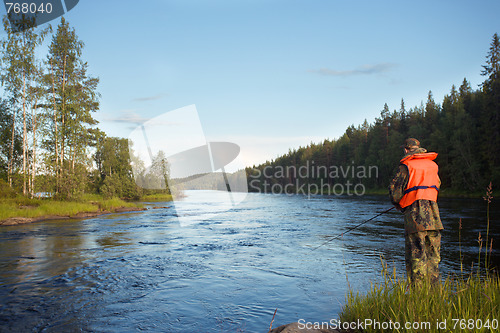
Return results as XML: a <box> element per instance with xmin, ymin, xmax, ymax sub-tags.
<box><xmin>107</xmin><ymin>110</ymin><xmax>182</xmax><ymax>128</ymax></box>
<box><xmin>309</xmin><ymin>63</ymin><xmax>397</xmax><ymax>77</ymax></box>
<box><xmin>132</xmin><ymin>93</ymin><xmax>168</xmax><ymax>102</ymax></box>
<box><xmin>106</xmin><ymin>110</ymin><xmax>150</xmax><ymax>124</ymax></box>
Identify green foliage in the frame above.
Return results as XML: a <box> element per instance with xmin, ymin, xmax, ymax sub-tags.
<box><xmin>0</xmin><ymin>179</ymin><xmax>16</xmax><ymax>198</ymax></box>
<box><xmin>0</xmin><ymin>16</ymin><xmax>50</xmax><ymax>194</ymax></box>
<box><xmin>0</xmin><ymin>98</ymin><xmax>21</xmax><ymax>180</ymax></box>
<box><xmin>248</xmin><ymin>34</ymin><xmax>500</xmax><ymax>195</ymax></box>
<box><xmin>53</xmin><ymin>162</ymin><xmax>88</xmax><ymax>200</ymax></box>
<box><xmin>39</xmin><ymin>17</ymin><xmax>100</xmax><ymax>198</ymax></box>
<box><xmin>93</xmin><ymin>136</ymin><xmax>141</xmax><ymax>199</ymax></box>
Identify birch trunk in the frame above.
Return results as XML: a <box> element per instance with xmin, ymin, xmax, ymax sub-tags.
<box><xmin>51</xmin><ymin>60</ymin><xmax>59</xmax><ymax>192</ymax></box>
<box><xmin>31</xmin><ymin>100</ymin><xmax>38</xmax><ymax>198</ymax></box>
<box><xmin>8</xmin><ymin>109</ymin><xmax>16</xmax><ymax>187</ymax></box>
<box><xmin>22</xmin><ymin>71</ymin><xmax>27</xmax><ymax>196</ymax></box>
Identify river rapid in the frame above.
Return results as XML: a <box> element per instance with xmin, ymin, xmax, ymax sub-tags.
<box><xmin>0</xmin><ymin>191</ymin><xmax>498</xmax><ymax>332</ymax></box>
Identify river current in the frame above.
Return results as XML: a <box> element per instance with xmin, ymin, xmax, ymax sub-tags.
<box><xmin>0</xmin><ymin>191</ymin><xmax>498</xmax><ymax>332</ymax></box>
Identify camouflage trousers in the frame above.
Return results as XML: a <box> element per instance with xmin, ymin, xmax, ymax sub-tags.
<box><xmin>405</xmin><ymin>230</ymin><xmax>441</xmax><ymax>284</ymax></box>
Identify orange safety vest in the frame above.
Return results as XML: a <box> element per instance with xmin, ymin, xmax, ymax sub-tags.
<box><xmin>399</xmin><ymin>152</ymin><xmax>440</xmax><ymax>208</ymax></box>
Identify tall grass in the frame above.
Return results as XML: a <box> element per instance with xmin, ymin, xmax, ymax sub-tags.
<box><xmin>483</xmin><ymin>182</ymin><xmax>493</xmax><ymax>270</ymax></box>
<box><xmin>0</xmin><ymin>195</ymin><xmax>141</xmax><ymax>221</ymax></box>
<box><xmin>0</xmin><ymin>200</ymin><xmax>98</xmax><ymax>220</ymax></box>
<box><xmin>339</xmin><ymin>184</ymin><xmax>499</xmax><ymax>332</ymax></box>
<box><xmin>140</xmin><ymin>193</ymin><xmax>173</xmax><ymax>202</ymax></box>
<box><xmin>340</xmin><ymin>258</ymin><xmax>499</xmax><ymax>332</ymax></box>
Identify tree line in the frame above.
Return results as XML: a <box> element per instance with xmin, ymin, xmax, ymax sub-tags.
<box><xmin>0</xmin><ymin>16</ymin><xmax>143</xmax><ymax>200</ymax></box>
<box><xmin>1</xmin><ymin>16</ymin><xmax>497</xmax><ymax>199</ymax></box>
<box><xmin>246</xmin><ymin>34</ymin><xmax>500</xmax><ymax>196</ymax></box>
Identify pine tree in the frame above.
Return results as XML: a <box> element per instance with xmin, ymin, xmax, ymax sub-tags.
<box><xmin>42</xmin><ymin>17</ymin><xmax>100</xmax><ymax>198</ymax></box>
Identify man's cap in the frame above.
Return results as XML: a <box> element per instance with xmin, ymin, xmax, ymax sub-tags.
<box><xmin>401</xmin><ymin>138</ymin><xmax>420</xmax><ymax>149</ymax></box>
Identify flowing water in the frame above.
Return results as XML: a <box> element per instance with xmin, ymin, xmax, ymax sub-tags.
<box><xmin>0</xmin><ymin>191</ymin><xmax>498</xmax><ymax>332</ymax></box>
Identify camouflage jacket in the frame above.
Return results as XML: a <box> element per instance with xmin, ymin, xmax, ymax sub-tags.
<box><xmin>388</xmin><ymin>148</ymin><xmax>444</xmax><ymax>235</ymax></box>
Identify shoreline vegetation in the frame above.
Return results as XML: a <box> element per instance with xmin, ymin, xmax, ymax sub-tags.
<box><xmin>0</xmin><ymin>193</ymin><xmax>174</xmax><ymax>227</ymax></box>
<box><xmin>338</xmin><ymin>267</ymin><xmax>499</xmax><ymax>333</ymax></box>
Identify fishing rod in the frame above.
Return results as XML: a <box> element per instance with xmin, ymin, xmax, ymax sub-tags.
<box><xmin>311</xmin><ymin>206</ymin><xmax>396</xmax><ymax>251</ymax></box>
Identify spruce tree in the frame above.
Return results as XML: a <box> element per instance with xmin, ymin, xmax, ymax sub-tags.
<box><xmin>480</xmin><ymin>33</ymin><xmax>500</xmax><ymax>186</ymax></box>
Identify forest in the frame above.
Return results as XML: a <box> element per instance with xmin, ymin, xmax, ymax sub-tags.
<box><xmin>246</xmin><ymin>34</ymin><xmax>500</xmax><ymax>197</ymax></box>
<box><xmin>0</xmin><ymin>16</ymin><xmax>148</xmax><ymax>201</ymax></box>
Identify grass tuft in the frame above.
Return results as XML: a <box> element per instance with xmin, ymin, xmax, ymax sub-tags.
<box><xmin>340</xmin><ymin>262</ymin><xmax>499</xmax><ymax>332</ymax></box>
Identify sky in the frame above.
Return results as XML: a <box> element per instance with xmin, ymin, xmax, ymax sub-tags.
<box><xmin>2</xmin><ymin>0</ymin><xmax>500</xmax><ymax>170</ymax></box>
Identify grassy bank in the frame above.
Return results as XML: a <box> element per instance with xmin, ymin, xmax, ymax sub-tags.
<box><xmin>140</xmin><ymin>193</ymin><xmax>174</xmax><ymax>202</ymax></box>
<box><xmin>339</xmin><ymin>184</ymin><xmax>497</xmax><ymax>332</ymax></box>
<box><xmin>0</xmin><ymin>191</ymin><xmax>175</xmax><ymax>223</ymax></box>
<box><xmin>0</xmin><ymin>195</ymin><xmax>142</xmax><ymax>221</ymax></box>
<box><xmin>339</xmin><ymin>261</ymin><xmax>499</xmax><ymax>332</ymax></box>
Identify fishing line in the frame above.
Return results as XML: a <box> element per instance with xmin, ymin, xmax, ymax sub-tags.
<box><xmin>310</xmin><ymin>206</ymin><xmax>396</xmax><ymax>252</ymax></box>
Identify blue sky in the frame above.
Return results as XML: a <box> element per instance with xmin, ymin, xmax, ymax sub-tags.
<box><xmin>4</xmin><ymin>0</ymin><xmax>500</xmax><ymax>169</ymax></box>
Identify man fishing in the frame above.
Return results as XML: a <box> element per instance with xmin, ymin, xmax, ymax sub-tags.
<box><xmin>389</xmin><ymin>138</ymin><xmax>443</xmax><ymax>285</ymax></box>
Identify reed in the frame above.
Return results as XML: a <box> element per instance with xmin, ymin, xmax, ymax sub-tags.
<box><xmin>483</xmin><ymin>182</ymin><xmax>493</xmax><ymax>270</ymax></box>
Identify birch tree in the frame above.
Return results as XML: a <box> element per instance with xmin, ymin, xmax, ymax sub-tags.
<box><xmin>0</xmin><ymin>16</ymin><xmax>49</xmax><ymax>193</ymax></box>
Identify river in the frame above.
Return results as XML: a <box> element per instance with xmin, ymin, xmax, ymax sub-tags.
<box><xmin>0</xmin><ymin>191</ymin><xmax>498</xmax><ymax>332</ymax></box>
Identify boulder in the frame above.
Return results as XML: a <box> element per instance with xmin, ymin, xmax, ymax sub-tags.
<box><xmin>270</xmin><ymin>322</ymin><xmax>341</xmax><ymax>333</ymax></box>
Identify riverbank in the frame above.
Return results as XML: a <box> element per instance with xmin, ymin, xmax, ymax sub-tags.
<box><xmin>0</xmin><ymin>193</ymin><xmax>176</xmax><ymax>227</ymax></box>
<box><xmin>271</xmin><ymin>273</ymin><xmax>500</xmax><ymax>333</ymax></box>
<box><xmin>140</xmin><ymin>193</ymin><xmax>174</xmax><ymax>201</ymax></box>
<box><xmin>0</xmin><ymin>194</ymin><xmax>165</xmax><ymax>226</ymax></box>
<box><xmin>0</xmin><ymin>206</ymin><xmax>148</xmax><ymax>226</ymax></box>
